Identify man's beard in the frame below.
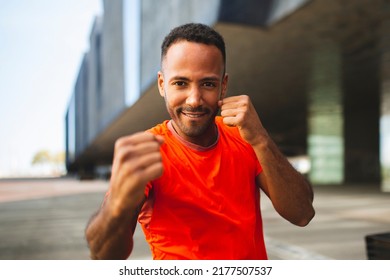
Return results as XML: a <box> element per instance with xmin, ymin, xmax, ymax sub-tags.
<box><xmin>169</xmin><ymin>105</ymin><xmax>218</xmax><ymax>138</ymax></box>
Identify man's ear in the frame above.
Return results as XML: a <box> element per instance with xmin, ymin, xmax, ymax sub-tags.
<box><xmin>157</xmin><ymin>71</ymin><xmax>165</xmax><ymax>97</ymax></box>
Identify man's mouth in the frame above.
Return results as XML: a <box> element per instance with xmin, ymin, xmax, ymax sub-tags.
<box><xmin>179</xmin><ymin>107</ymin><xmax>210</xmax><ymax>119</ymax></box>
<box><xmin>181</xmin><ymin>111</ymin><xmax>207</xmax><ymax>119</ymax></box>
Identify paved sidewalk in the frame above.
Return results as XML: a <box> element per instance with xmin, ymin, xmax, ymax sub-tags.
<box><xmin>0</xmin><ymin>178</ymin><xmax>389</xmax><ymax>260</ymax></box>
<box><xmin>262</xmin><ymin>184</ymin><xmax>390</xmax><ymax>259</ymax></box>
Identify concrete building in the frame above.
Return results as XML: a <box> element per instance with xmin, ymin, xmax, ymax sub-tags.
<box><xmin>65</xmin><ymin>0</ymin><xmax>390</xmax><ymax>191</ymax></box>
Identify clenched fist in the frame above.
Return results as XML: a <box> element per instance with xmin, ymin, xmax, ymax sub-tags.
<box><xmin>108</xmin><ymin>132</ymin><xmax>164</xmax><ymax>216</ymax></box>
<box><xmin>219</xmin><ymin>95</ymin><xmax>266</xmax><ymax>146</ymax></box>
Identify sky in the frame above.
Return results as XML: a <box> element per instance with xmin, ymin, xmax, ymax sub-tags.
<box><xmin>0</xmin><ymin>0</ymin><xmax>102</xmax><ymax>177</ymax></box>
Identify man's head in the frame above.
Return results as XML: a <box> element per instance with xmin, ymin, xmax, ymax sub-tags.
<box><xmin>161</xmin><ymin>23</ymin><xmax>226</xmax><ymax>72</ymax></box>
<box><xmin>157</xmin><ymin>23</ymin><xmax>228</xmax><ymax>146</ymax></box>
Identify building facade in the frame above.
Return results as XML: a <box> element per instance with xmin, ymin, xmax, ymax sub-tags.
<box><xmin>65</xmin><ymin>0</ymin><xmax>390</xmax><ymax>191</ymax></box>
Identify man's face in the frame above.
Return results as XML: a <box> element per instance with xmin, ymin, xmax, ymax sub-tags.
<box><xmin>158</xmin><ymin>41</ymin><xmax>228</xmax><ymax>144</ymax></box>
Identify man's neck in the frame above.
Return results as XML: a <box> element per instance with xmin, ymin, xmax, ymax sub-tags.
<box><xmin>168</xmin><ymin>120</ymin><xmax>219</xmax><ymax>150</ymax></box>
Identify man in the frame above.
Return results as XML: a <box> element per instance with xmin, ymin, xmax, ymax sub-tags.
<box><xmin>85</xmin><ymin>23</ymin><xmax>315</xmax><ymax>260</ymax></box>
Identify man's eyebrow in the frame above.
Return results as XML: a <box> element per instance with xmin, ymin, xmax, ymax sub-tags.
<box><xmin>169</xmin><ymin>76</ymin><xmax>221</xmax><ymax>82</ymax></box>
<box><xmin>169</xmin><ymin>76</ymin><xmax>190</xmax><ymax>82</ymax></box>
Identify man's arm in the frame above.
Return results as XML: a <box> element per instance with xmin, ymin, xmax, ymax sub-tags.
<box><xmin>219</xmin><ymin>95</ymin><xmax>314</xmax><ymax>226</ymax></box>
<box><xmin>85</xmin><ymin>132</ymin><xmax>164</xmax><ymax>259</ymax></box>
<box><xmin>85</xmin><ymin>198</ymin><xmax>141</xmax><ymax>259</ymax></box>
<box><xmin>254</xmin><ymin>141</ymin><xmax>314</xmax><ymax>226</ymax></box>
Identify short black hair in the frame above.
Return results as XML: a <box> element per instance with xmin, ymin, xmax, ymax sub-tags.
<box><xmin>161</xmin><ymin>23</ymin><xmax>226</xmax><ymax>66</ymax></box>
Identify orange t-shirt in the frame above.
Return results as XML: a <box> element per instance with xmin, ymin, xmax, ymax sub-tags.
<box><xmin>138</xmin><ymin>116</ymin><xmax>267</xmax><ymax>259</ymax></box>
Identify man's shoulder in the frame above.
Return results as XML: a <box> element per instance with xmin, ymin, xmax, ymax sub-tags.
<box><xmin>147</xmin><ymin>120</ymin><xmax>170</xmax><ymax>135</ymax></box>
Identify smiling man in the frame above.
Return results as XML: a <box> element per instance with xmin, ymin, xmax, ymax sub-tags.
<box><xmin>158</xmin><ymin>37</ymin><xmax>227</xmax><ymax>146</ymax></box>
<box><xmin>85</xmin><ymin>23</ymin><xmax>315</xmax><ymax>260</ymax></box>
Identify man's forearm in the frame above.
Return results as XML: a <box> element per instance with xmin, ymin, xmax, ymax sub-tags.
<box><xmin>254</xmin><ymin>137</ymin><xmax>314</xmax><ymax>226</ymax></box>
<box><xmin>85</xmin><ymin>202</ymin><xmax>138</xmax><ymax>260</ymax></box>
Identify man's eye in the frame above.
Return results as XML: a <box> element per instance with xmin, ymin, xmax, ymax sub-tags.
<box><xmin>203</xmin><ymin>82</ymin><xmax>216</xmax><ymax>88</ymax></box>
<box><xmin>174</xmin><ymin>81</ymin><xmax>186</xmax><ymax>86</ymax></box>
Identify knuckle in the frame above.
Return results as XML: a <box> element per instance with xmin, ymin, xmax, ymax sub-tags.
<box><xmin>114</xmin><ymin>137</ymin><xmax>125</xmax><ymax>150</ymax></box>
<box><xmin>242</xmin><ymin>95</ymin><xmax>250</xmax><ymax>104</ymax></box>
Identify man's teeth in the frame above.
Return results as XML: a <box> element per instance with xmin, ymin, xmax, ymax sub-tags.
<box><xmin>184</xmin><ymin>112</ymin><xmax>204</xmax><ymax>118</ymax></box>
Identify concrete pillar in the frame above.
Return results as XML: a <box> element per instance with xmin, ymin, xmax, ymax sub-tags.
<box><xmin>307</xmin><ymin>44</ymin><xmax>344</xmax><ymax>184</ymax></box>
<box><xmin>381</xmin><ymin>79</ymin><xmax>390</xmax><ymax>191</ymax></box>
<box><xmin>380</xmin><ymin>20</ymin><xmax>390</xmax><ymax>192</ymax></box>
<box><xmin>342</xmin><ymin>46</ymin><xmax>381</xmax><ymax>184</ymax></box>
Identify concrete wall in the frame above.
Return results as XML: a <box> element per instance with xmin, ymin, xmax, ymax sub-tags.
<box><xmin>101</xmin><ymin>0</ymin><xmax>126</xmax><ymax>129</ymax></box>
<box><xmin>74</xmin><ymin>54</ymin><xmax>89</xmax><ymax>158</ymax></box>
<box><xmin>86</xmin><ymin>17</ymin><xmax>102</xmax><ymax>145</ymax></box>
<box><xmin>343</xmin><ymin>49</ymin><xmax>381</xmax><ymax>184</ymax></box>
<box><xmin>65</xmin><ymin>92</ymin><xmax>75</xmax><ymax>168</ymax></box>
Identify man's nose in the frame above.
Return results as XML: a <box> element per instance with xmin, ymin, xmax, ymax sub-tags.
<box><xmin>185</xmin><ymin>87</ymin><xmax>202</xmax><ymax>107</ymax></box>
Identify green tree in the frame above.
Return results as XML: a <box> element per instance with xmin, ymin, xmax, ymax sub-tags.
<box><xmin>31</xmin><ymin>150</ymin><xmax>51</xmax><ymax>165</ymax></box>
<box><xmin>31</xmin><ymin>150</ymin><xmax>65</xmax><ymax>176</ymax></box>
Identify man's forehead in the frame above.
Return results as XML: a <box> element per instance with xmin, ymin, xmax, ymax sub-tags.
<box><xmin>163</xmin><ymin>41</ymin><xmax>222</xmax><ymax>60</ymax></box>
<box><xmin>161</xmin><ymin>41</ymin><xmax>224</xmax><ymax>72</ymax></box>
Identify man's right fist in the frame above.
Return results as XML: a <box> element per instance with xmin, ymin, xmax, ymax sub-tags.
<box><xmin>108</xmin><ymin>132</ymin><xmax>164</xmax><ymax>215</ymax></box>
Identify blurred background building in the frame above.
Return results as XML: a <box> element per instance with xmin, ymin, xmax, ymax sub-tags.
<box><xmin>65</xmin><ymin>0</ymin><xmax>390</xmax><ymax>192</ymax></box>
